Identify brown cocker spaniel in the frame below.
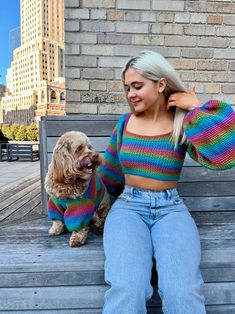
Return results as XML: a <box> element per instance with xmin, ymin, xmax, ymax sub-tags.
<box><xmin>45</xmin><ymin>131</ymin><xmax>110</xmax><ymax>247</ymax></box>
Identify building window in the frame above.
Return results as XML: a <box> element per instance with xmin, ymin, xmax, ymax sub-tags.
<box><xmin>51</xmin><ymin>90</ymin><xmax>56</xmax><ymax>103</ymax></box>
<box><xmin>60</xmin><ymin>92</ymin><xmax>65</xmax><ymax>104</ymax></box>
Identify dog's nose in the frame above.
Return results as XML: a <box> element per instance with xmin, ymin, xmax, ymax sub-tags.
<box><xmin>91</xmin><ymin>153</ymin><xmax>99</xmax><ymax>161</ymax></box>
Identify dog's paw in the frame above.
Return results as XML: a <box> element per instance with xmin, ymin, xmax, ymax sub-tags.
<box><xmin>69</xmin><ymin>228</ymin><xmax>89</xmax><ymax>247</ymax></box>
<box><xmin>48</xmin><ymin>220</ymin><xmax>66</xmax><ymax>236</ymax></box>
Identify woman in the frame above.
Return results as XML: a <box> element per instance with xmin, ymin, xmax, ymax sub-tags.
<box><xmin>98</xmin><ymin>50</ymin><xmax>235</xmax><ymax>313</ymax></box>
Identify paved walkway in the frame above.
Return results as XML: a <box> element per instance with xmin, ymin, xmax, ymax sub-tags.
<box><xmin>0</xmin><ymin>160</ymin><xmax>40</xmax><ymax>189</ymax></box>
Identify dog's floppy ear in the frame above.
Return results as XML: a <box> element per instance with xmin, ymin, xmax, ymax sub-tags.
<box><xmin>52</xmin><ymin>142</ymin><xmax>73</xmax><ymax>183</ymax></box>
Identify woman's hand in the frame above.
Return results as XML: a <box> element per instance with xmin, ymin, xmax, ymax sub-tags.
<box><xmin>167</xmin><ymin>86</ymin><xmax>203</xmax><ymax>111</ymax></box>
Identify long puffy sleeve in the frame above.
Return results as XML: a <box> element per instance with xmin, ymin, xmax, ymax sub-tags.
<box><xmin>183</xmin><ymin>99</ymin><xmax>235</xmax><ymax>170</ymax></box>
<box><xmin>98</xmin><ymin>114</ymin><xmax>127</xmax><ymax>203</ymax></box>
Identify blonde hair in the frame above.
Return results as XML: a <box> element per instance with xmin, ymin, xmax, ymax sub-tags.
<box><xmin>121</xmin><ymin>50</ymin><xmax>188</xmax><ymax>146</ymax></box>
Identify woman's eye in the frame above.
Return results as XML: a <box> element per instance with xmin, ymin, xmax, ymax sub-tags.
<box><xmin>125</xmin><ymin>84</ymin><xmax>142</xmax><ymax>93</ymax></box>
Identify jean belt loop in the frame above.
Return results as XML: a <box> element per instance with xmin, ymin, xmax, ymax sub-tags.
<box><xmin>129</xmin><ymin>186</ymin><xmax>134</xmax><ymax>197</ymax></box>
<box><xmin>166</xmin><ymin>189</ymin><xmax>172</xmax><ymax>199</ymax></box>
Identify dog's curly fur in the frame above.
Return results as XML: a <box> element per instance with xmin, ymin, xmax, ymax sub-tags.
<box><xmin>45</xmin><ymin>131</ymin><xmax>110</xmax><ymax>247</ymax></box>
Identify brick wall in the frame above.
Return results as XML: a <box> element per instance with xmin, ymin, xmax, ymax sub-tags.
<box><xmin>64</xmin><ymin>0</ymin><xmax>235</xmax><ymax>114</ymax></box>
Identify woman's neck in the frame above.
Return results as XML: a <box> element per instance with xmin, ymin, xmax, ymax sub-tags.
<box><xmin>140</xmin><ymin>97</ymin><xmax>172</xmax><ymax>123</ymax></box>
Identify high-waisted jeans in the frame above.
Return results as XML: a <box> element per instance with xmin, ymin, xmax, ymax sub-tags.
<box><xmin>103</xmin><ymin>186</ymin><xmax>206</xmax><ymax>314</ymax></box>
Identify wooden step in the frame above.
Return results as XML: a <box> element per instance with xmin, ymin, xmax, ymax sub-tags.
<box><xmin>0</xmin><ymin>217</ymin><xmax>234</xmax><ymax>313</ymax></box>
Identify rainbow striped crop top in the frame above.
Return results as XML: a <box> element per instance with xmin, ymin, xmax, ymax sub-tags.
<box><xmin>98</xmin><ymin>100</ymin><xmax>235</xmax><ymax>202</ymax></box>
<box><xmin>120</xmin><ymin>114</ymin><xmax>187</xmax><ymax>181</ymax></box>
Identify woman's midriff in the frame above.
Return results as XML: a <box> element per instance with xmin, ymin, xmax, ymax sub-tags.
<box><xmin>125</xmin><ymin>174</ymin><xmax>177</xmax><ymax>191</ymax></box>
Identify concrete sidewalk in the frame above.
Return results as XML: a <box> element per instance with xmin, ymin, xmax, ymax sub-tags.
<box><xmin>0</xmin><ymin>160</ymin><xmax>40</xmax><ymax>189</ymax></box>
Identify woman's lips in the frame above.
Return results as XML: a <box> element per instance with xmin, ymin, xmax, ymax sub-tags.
<box><xmin>131</xmin><ymin>100</ymin><xmax>141</xmax><ymax>106</ymax></box>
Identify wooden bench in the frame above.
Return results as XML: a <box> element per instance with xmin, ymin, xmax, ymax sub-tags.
<box><xmin>7</xmin><ymin>143</ymin><xmax>40</xmax><ymax>162</ymax></box>
<box><xmin>37</xmin><ymin>115</ymin><xmax>235</xmax><ymax>313</ymax></box>
<box><xmin>0</xmin><ymin>143</ymin><xmax>8</xmax><ymax>161</ymax></box>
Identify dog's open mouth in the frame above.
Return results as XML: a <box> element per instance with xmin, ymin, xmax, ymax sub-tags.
<box><xmin>80</xmin><ymin>156</ymin><xmax>93</xmax><ymax>174</ymax></box>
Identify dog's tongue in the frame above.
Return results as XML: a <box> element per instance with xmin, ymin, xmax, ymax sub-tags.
<box><xmin>80</xmin><ymin>156</ymin><xmax>92</xmax><ymax>168</ymax></box>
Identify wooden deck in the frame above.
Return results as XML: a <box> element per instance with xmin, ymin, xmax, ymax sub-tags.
<box><xmin>0</xmin><ymin>171</ymin><xmax>43</xmax><ymax>227</ymax></box>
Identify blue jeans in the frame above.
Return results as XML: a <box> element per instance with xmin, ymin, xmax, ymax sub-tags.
<box><xmin>103</xmin><ymin>186</ymin><xmax>206</xmax><ymax>314</ymax></box>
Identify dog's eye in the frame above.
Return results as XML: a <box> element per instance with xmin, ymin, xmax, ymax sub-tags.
<box><xmin>88</xmin><ymin>144</ymin><xmax>92</xmax><ymax>149</ymax></box>
<box><xmin>76</xmin><ymin>145</ymin><xmax>84</xmax><ymax>152</ymax></box>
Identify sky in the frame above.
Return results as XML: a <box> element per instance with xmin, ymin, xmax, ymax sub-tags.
<box><xmin>0</xmin><ymin>0</ymin><xmax>20</xmax><ymax>86</ymax></box>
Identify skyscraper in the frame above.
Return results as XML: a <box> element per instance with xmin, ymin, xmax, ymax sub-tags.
<box><xmin>9</xmin><ymin>27</ymin><xmax>21</xmax><ymax>61</ymax></box>
<box><xmin>1</xmin><ymin>0</ymin><xmax>65</xmax><ymax>124</ymax></box>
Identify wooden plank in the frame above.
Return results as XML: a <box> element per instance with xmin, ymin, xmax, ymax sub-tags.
<box><xmin>1</xmin><ymin>215</ymin><xmax>234</xmax><ymax>242</ymax></box>
<box><xmin>0</xmin><ymin>270</ymin><xmax>105</xmax><ymax>288</ymax></box>
<box><xmin>201</xmin><ymin>239</ymin><xmax>235</xmax><ymax>250</ymax></box>
<box><xmin>192</xmin><ymin>306</ymin><xmax>235</xmax><ymax>314</ymax></box>
<box><xmin>47</xmin><ymin>137</ymin><xmax>110</xmax><ymax>153</ymax></box>
<box><xmin>199</xmin><ymin>224</ymin><xmax>235</xmax><ymax>240</ymax></box>
<box><xmin>0</xmin><ymin>181</ymin><xmax>40</xmax><ymax>222</ymax></box>
<box><xmin>0</xmin><ymin>173</ymin><xmax>43</xmax><ymax>226</ymax></box>
<box><xmin>0</xmin><ymin>243</ymin><xmax>233</xmax><ymax>269</ymax></box>
<box><xmin>201</xmin><ymin>267</ymin><xmax>235</xmax><ymax>283</ymax></box>
<box><xmin>178</xmin><ymin>181</ymin><xmax>235</xmax><ymax>197</ymax></box>
<box><xmin>0</xmin><ymin>179</ymin><xmax>40</xmax><ymax>211</ymax></box>
<box><xmin>0</xmin><ymin>266</ymin><xmax>234</xmax><ymax>289</ymax></box>
<box><xmin>0</xmin><ymin>310</ymin><xmax>103</xmax><ymax>314</ymax></box>
<box><xmin>148</xmin><ymin>282</ymin><xmax>235</xmax><ymax>306</ymax></box>
<box><xmin>0</xmin><ymin>195</ymin><xmax>43</xmax><ymax>226</ymax></box>
<box><xmin>148</xmin><ymin>305</ymin><xmax>235</xmax><ymax>314</ymax></box>
<box><xmin>184</xmin><ymin>197</ymin><xmax>235</xmax><ymax>211</ymax></box>
<box><xmin>45</xmin><ymin>120</ymin><xmax>118</xmax><ymax>137</ymax></box>
<box><xmin>0</xmin><ymin>173</ymin><xmax>40</xmax><ymax>201</ymax></box>
<box><xmin>0</xmin><ymin>285</ymin><xmax>107</xmax><ymax>310</ymax></box>
<box><xmin>41</xmin><ymin>115</ymin><xmax>119</xmax><ymax>122</ymax></box>
<box><xmin>180</xmin><ymin>167</ymin><xmax>235</xmax><ymax>182</ymax></box>
<box><xmin>0</xmin><ymin>282</ymin><xmax>234</xmax><ymax>311</ymax></box>
<box><xmin>0</xmin><ymin>239</ymin><xmax>234</xmax><ymax>270</ymax></box>
<box><xmin>192</xmin><ymin>211</ymin><xmax>235</xmax><ymax>224</ymax></box>
<box><xmin>1</xmin><ymin>305</ymin><xmax>234</xmax><ymax>314</ymax></box>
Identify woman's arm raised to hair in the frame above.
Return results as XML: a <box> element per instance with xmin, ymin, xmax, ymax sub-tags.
<box><xmin>167</xmin><ymin>86</ymin><xmax>202</xmax><ymax>111</ymax></box>
<box><xmin>183</xmin><ymin>99</ymin><xmax>235</xmax><ymax>170</ymax></box>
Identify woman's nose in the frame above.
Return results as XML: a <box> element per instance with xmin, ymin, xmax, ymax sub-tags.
<box><xmin>128</xmin><ymin>89</ymin><xmax>136</xmax><ymax>99</ymax></box>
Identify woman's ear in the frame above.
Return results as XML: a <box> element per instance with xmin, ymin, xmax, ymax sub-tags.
<box><xmin>158</xmin><ymin>78</ymin><xmax>167</xmax><ymax>93</ymax></box>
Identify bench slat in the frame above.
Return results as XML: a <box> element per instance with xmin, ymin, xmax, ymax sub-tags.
<box><xmin>178</xmin><ymin>181</ymin><xmax>235</xmax><ymax>196</ymax></box>
<box><xmin>47</xmin><ymin>137</ymin><xmax>110</xmax><ymax>153</ymax></box>
<box><xmin>45</xmin><ymin>120</ymin><xmax>118</xmax><ymax>137</ymax></box>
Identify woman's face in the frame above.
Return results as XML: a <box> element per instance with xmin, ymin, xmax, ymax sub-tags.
<box><xmin>124</xmin><ymin>68</ymin><xmax>165</xmax><ymax>113</ymax></box>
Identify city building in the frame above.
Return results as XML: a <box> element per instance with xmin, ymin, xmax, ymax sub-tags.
<box><xmin>1</xmin><ymin>0</ymin><xmax>65</xmax><ymax>125</ymax></box>
<box><xmin>0</xmin><ymin>85</ymin><xmax>6</xmax><ymax>124</ymax></box>
<box><xmin>9</xmin><ymin>27</ymin><xmax>21</xmax><ymax>61</ymax></box>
